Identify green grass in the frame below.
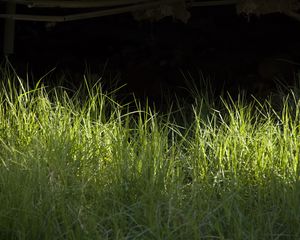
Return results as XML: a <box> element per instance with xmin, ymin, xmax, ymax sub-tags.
<box><xmin>0</xmin><ymin>65</ymin><xmax>300</xmax><ymax>240</ymax></box>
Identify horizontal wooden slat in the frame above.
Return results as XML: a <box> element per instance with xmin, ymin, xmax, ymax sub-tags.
<box><xmin>0</xmin><ymin>0</ymin><xmax>181</xmax><ymax>21</ymax></box>
<box><xmin>191</xmin><ymin>0</ymin><xmax>237</xmax><ymax>7</ymax></box>
<box><xmin>0</xmin><ymin>0</ymin><xmax>239</xmax><ymax>22</ymax></box>
<box><xmin>0</xmin><ymin>0</ymin><xmax>237</xmax><ymax>8</ymax></box>
<box><xmin>0</xmin><ymin>0</ymin><xmax>156</xmax><ymax>8</ymax></box>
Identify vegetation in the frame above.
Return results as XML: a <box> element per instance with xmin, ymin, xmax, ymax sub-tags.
<box><xmin>0</xmin><ymin>65</ymin><xmax>300</xmax><ymax>240</ymax></box>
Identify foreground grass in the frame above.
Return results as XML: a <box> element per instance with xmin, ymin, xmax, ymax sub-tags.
<box><xmin>0</xmin><ymin>69</ymin><xmax>300</xmax><ymax>239</ymax></box>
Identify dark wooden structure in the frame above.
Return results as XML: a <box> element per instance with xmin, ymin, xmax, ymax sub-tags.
<box><xmin>1</xmin><ymin>0</ymin><xmax>300</xmax><ymax>54</ymax></box>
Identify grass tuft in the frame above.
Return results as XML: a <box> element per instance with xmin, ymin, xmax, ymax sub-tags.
<box><xmin>1</xmin><ymin>65</ymin><xmax>300</xmax><ymax>239</ymax></box>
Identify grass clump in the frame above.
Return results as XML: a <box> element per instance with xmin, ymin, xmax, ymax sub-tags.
<box><xmin>0</xmin><ymin>66</ymin><xmax>300</xmax><ymax>239</ymax></box>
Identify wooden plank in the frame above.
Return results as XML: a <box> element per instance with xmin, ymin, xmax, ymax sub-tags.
<box><xmin>0</xmin><ymin>0</ymin><xmax>239</xmax><ymax>23</ymax></box>
<box><xmin>0</xmin><ymin>0</ymin><xmax>238</xmax><ymax>8</ymax></box>
<box><xmin>191</xmin><ymin>0</ymin><xmax>237</xmax><ymax>7</ymax></box>
<box><xmin>0</xmin><ymin>0</ymin><xmax>182</xmax><ymax>22</ymax></box>
<box><xmin>0</xmin><ymin>0</ymin><xmax>150</xmax><ymax>8</ymax></box>
<box><xmin>0</xmin><ymin>13</ymin><xmax>64</xmax><ymax>22</ymax></box>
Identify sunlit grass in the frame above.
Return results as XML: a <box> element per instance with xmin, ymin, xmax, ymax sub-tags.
<box><xmin>0</xmin><ymin>65</ymin><xmax>300</xmax><ymax>239</ymax></box>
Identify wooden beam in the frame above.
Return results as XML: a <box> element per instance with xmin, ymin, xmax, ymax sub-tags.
<box><xmin>191</xmin><ymin>0</ymin><xmax>237</xmax><ymax>7</ymax></box>
<box><xmin>0</xmin><ymin>0</ymin><xmax>150</xmax><ymax>8</ymax></box>
<box><xmin>0</xmin><ymin>0</ymin><xmax>182</xmax><ymax>22</ymax></box>
<box><xmin>3</xmin><ymin>0</ymin><xmax>16</xmax><ymax>55</ymax></box>
<box><xmin>0</xmin><ymin>13</ymin><xmax>64</xmax><ymax>22</ymax></box>
<box><xmin>64</xmin><ymin>0</ymin><xmax>181</xmax><ymax>21</ymax></box>
<box><xmin>0</xmin><ymin>0</ymin><xmax>238</xmax><ymax>8</ymax></box>
<box><xmin>0</xmin><ymin>0</ymin><xmax>239</xmax><ymax>23</ymax></box>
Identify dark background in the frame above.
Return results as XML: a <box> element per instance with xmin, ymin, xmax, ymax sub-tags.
<box><xmin>1</xmin><ymin>3</ymin><xmax>300</xmax><ymax>101</ymax></box>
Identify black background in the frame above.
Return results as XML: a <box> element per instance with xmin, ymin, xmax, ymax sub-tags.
<box><xmin>1</xmin><ymin>3</ymin><xmax>300</xmax><ymax>101</ymax></box>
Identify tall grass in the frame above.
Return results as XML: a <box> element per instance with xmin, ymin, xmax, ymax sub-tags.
<box><xmin>0</xmin><ymin>65</ymin><xmax>300</xmax><ymax>239</ymax></box>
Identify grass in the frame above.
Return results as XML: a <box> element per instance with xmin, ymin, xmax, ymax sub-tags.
<box><xmin>0</xmin><ymin>64</ymin><xmax>300</xmax><ymax>239</ymax></box>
